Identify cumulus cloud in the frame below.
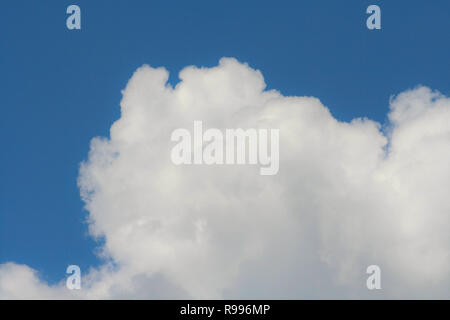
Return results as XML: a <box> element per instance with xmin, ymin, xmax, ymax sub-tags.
<box><xmin>1</xmin><ymin>58</ymin><xmax>449</xmax><ymax>299</ymax></box>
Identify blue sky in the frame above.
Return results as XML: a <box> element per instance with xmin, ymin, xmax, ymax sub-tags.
<box><xmin>1</xmin><ymin>0</ymin><xmax>449</xmax><ymax>285</ymax></box>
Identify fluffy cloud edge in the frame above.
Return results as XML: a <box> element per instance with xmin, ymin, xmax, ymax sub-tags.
<box><xmin>1</xmin><ymin>58</ymin><xmax>449</xmax><ymax>299</ymax></box>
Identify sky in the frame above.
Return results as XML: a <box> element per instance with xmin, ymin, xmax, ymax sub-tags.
<box><xmin>0</xmin><ymin>0</ymin><xmax>449</xmax><ymax>298</ymax></box>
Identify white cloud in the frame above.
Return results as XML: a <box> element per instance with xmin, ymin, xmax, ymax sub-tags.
<box><xmin>1</xmin><ymin>58</ymin><xmax>449</xmax><ymax>299</ymax></box>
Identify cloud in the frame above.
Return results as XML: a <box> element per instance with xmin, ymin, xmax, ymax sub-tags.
<box><xmin>1</xmin><ymin>58</ymin><xmax>449</xmax><ymax>299</ymax></box>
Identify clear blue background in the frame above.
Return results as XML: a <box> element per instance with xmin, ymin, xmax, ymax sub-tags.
<box><xmin>1</xmin><ymin>0</ymin><xmax>449</xmax><ymax>284</ymax></box>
